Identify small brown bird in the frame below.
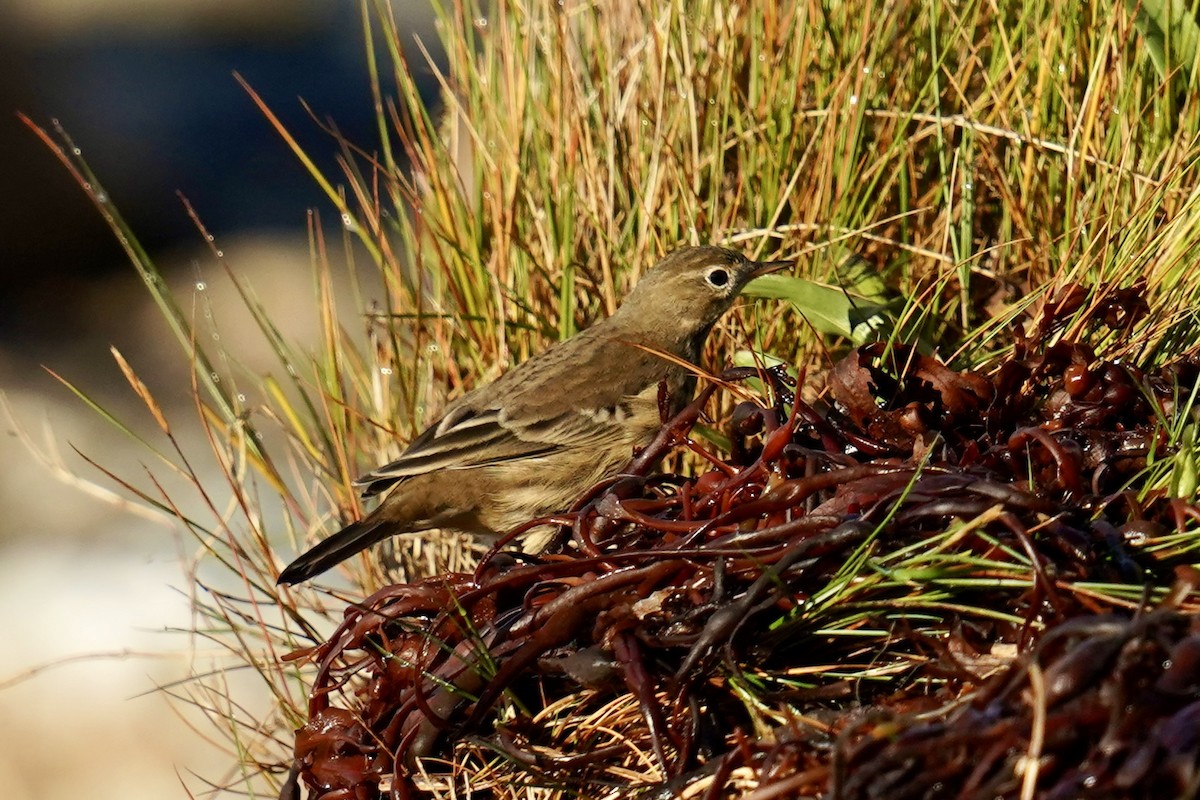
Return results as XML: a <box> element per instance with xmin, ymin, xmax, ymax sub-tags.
<box><xmin>277</xmin><ymin>245</ymin><xmax>791</xmax><ymax>584</ymax></box>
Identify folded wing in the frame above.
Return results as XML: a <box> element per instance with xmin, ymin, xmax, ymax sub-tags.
<box><xmin>354</xmin><ymin>403</ymin><xmax>623</xmax><ymax>497</ymax></box>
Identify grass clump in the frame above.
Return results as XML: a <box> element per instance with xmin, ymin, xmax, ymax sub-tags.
<box><xmin>24</xmin><ymin>0</ymin><xmax>1200</xmax><ymax>797</ymax></box>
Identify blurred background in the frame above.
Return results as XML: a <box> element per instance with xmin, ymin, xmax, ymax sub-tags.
<box><xmin>0</xmin><ymin>1</ymin><xmax>438</xmax><ymax>797</ymax></box>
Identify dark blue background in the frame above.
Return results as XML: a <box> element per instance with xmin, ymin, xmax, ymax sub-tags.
<box><xmin>0</xmin><ymin>5</ymin><xmax>440</xmax><ymax>339</ymax></box>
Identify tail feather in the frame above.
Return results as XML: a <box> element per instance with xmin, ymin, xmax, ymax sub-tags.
<box><xmin>277</xmin><ymin>517</ymin><xmax>393</xmax><ymax>585</ymax></box>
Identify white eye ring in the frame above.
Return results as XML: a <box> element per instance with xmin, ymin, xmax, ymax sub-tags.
<box><xmin>705</xmin><ymin>267</ymin><xmax>731</xmax><ymax>288</ymax></box>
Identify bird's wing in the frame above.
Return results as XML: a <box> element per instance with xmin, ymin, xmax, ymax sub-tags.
<box><xmin>354</xmin><ymin>400</ymin><xmax>633</xmax><ymax>497</ymax></box>
<box><xmin>355</xmin><ymin>334</ymin><xmax>676</xmax><ymax>497</ymax></box>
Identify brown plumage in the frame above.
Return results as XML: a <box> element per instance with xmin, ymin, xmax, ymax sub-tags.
<box><xmin>277</xmin><ymin>245</ymin><xmax>791</xmax><ymax>584</ymax></box>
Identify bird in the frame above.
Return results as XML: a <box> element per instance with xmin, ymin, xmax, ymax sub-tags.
<box><xmin>277</xmin><ymin>245</ymin><xmax>792</xmax><ymax>585</ymax></box>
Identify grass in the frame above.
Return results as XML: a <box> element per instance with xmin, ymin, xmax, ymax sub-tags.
<box><xmin>21</xmin><ymin>0</ymin><xmax>1200</xmax><ymax>796</ymax></box>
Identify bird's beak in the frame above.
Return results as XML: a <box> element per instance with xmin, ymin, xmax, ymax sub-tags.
<box><xmin>750</xmin><ymin>258</ymin><xmax>795</xmax><ymax>279</ymax></box>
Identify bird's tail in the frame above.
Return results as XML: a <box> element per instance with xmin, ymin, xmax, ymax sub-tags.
<box><xmin>276</xmin><ymin>517</ymin><xmax>392</xmax><ymax>585</ymax></box>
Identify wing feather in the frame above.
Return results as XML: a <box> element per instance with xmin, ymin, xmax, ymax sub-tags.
<box><xmin>355</xmin><ymin>405</ymin><xmax>626</xmax><ymax>496</ymax></box>
<box><xmin>355</xmin><ymin>334</ymin><xmax>678</xmax><ymax>497</ymax></box>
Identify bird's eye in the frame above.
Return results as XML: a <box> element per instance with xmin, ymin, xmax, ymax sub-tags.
<box><xmin>705</xmin><ymin>267</ymin><xmax>731</xmax><ymax>288</ymax></box>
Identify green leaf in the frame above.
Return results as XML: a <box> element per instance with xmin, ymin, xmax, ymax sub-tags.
<box><xmin>1127</xmin><ymin>0</ymin><xmax>1200</xmax><ymax>82</ymax></box>
<box><xmin>744</xmin><ymin>251</ymin><xmax>899</xmax><ymax>344</ymax></box>
<box><xmin>1170</xmin><ymin>421</ymin><xmax>1199</xmax><ymax>498</ymax></box>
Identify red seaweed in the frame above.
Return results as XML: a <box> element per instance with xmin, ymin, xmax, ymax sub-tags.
<box><xmin>282</xmin><ymin>289</ymin><xmax>1200</xmax><ymax>798</ymax></box>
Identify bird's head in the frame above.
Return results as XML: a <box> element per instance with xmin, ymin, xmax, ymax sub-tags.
<box><xmin>612</xmin><ymin>245</ymin><xmax>793</xmax><ymax>346</ymax></box>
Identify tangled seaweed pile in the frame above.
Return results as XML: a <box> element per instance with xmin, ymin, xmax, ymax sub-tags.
<box><xmin>835</xmin><ymin>607</ymin><xmax>1200</xmax><ymax>799</ymax></box>
<box><xmin>281</xmin><ymin>305</ymin><xmax>1200</xmax><ymax>799</ymax></box>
